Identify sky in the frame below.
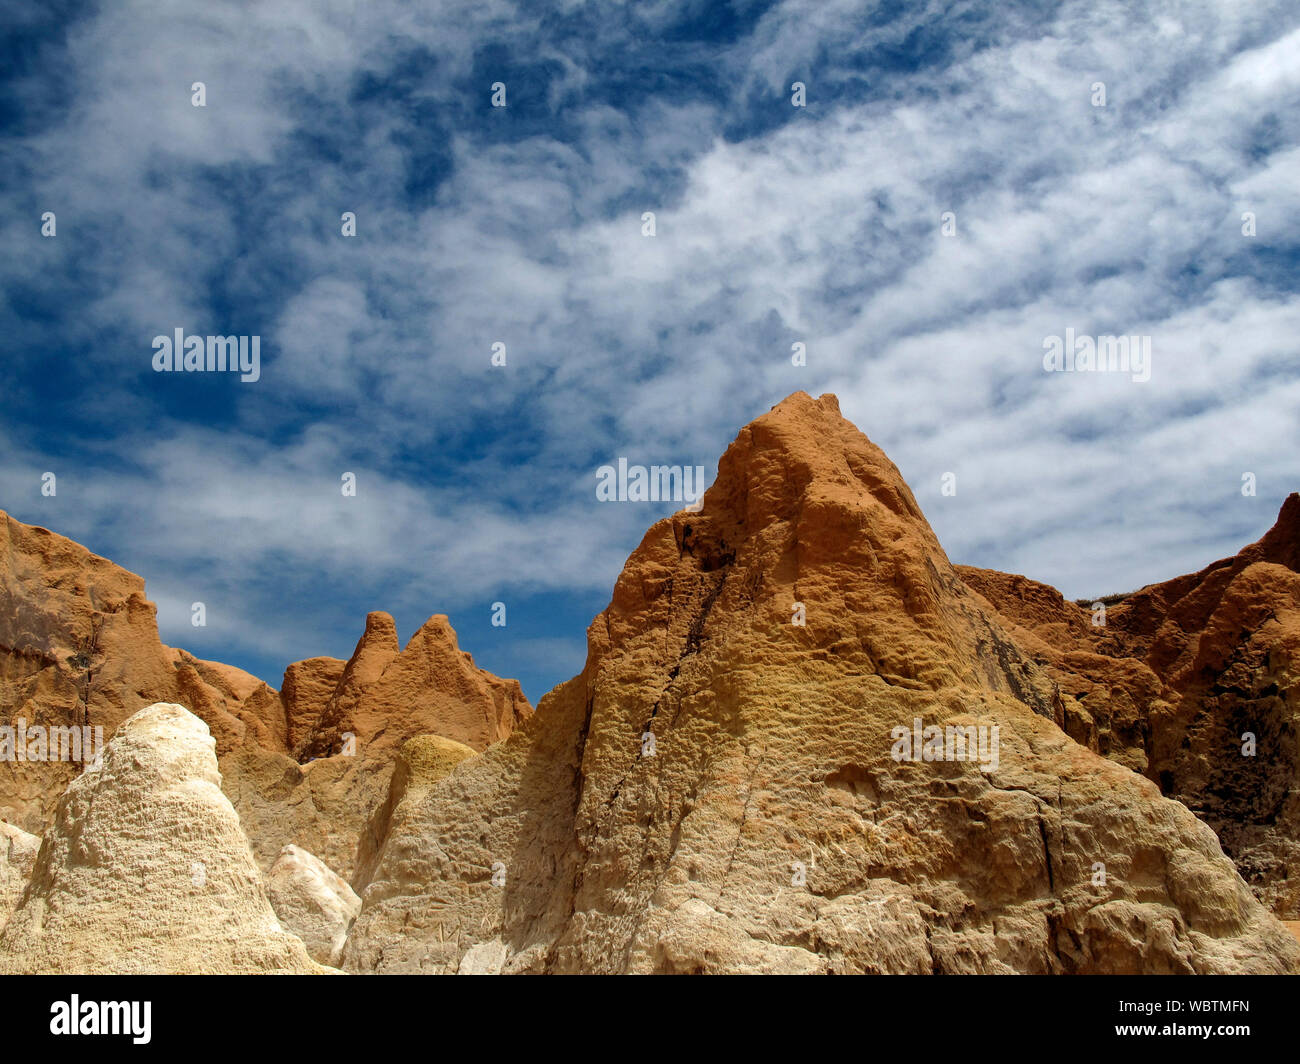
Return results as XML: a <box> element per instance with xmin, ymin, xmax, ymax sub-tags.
<box><xmin>1</xmin><ymin>0</ymin><xmax>1297</xmax><ymax>704</ymax></box>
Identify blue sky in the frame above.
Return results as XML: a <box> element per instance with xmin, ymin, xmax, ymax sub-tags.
<box><xmin>1</xmin><ymin>0</ymin><xmax>1297</xmax><ymax>704</ymax></box>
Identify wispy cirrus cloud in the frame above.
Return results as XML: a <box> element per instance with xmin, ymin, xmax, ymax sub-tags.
<box><xmin>1</xmin><ymin>0</ymin><xmax>1296</xmax><ymax>698</ymax></box>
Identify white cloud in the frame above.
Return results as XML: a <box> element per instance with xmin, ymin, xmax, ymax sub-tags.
<box><xmin>2</xmin><ymin>0</ymin><xmax>1298</xmax><ymax>692</ymax></box>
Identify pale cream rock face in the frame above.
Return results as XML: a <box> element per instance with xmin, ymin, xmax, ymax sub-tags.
<box><xmin>0</xmin><ymin>703</ymin><xmax>331</xmax><ymax>974</ymax></box>
<box><xmin>267</xmin><ymin>844</ymin><xmax>361</xmax><ymax>967</ymax></box>
<box><xmin>458</xmin><ymin>940</ymin><xmax>508</xmax><ymax>975</ymax></box>
<box><xmin>0</xmin><ymin>821</ymin><xmax>39</xmax><ymax>932</ymax></box>
<box><xmin>353</xmin><ymin>733</ymin><xmax>479</xmax><ymax>895</ymax></box>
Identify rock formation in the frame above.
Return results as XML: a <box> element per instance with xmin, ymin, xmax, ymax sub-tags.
<box><xmin>959</xmin><ymin>493</ymin><xmax>1300</xmax><ymax>916</ymax></box>
<box><xmin>228</xmin><ymin>611</ymin><xmax>529</xmax><ymax>878</ymax></box>
<box><xmin>0</xmin><ymin>511</ymin><xmax>285</xmax><ymax>833</ymax></box>
<box><xmin>267</xmin><ymin>844</ymin><xmax>361</xmax><ymax>967</ymax></box>
<box><xmin>0</xmin><ymin>508</ymin><xmax>531</xmax><ymax>879</ymax></box>
<box><xmin>2</xmin><ymin>393</ymin><xmax>1296</xmax><ymax>975</ymax></box>
<box><xmin>0</xmin><ymin>821</ymin><xmax>38</xmax><ymax>931</ymax></box>
<box><xmin>0</xmin><ymin>703</ymin><xmax>329</xmax><ymax>973</ymax></box>
<box><xmin>297</xmin><ymin>612</ymin><xmax>527</xmax><ymax>761</ymax></box>
<box><xmin>342</xmin><ymin>392</ymin><xmax>1300</xmax><ymax>974</ymax></box>
<box><xmin>353</xmin><ymin>734</ymin><xmax>478</xmax><ymax>893</ymax></box>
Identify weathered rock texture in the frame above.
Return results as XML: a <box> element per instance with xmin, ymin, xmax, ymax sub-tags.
<box><xmin>297</xmin><ymin>612</ymin><xmax>527</xmax><ymax>760</ymax></box>
<box><xmin>959</xmin><ymin>494</ymin><xmax>1300</xmax><ymax>916</ymax></box>
<box><xmin>231</xmin><ymin>612</ymin><xmax>530</xmax><ymax>878</ymax></box>
<box><xmin>0</xmin><ymin>821</ymin><xmax>38</xmax><ymax>931</ymax></box>
<box><xmin>0</xmin><ymin>703</ymin><xmax>329</xmax><ymax>973</ymax></box>
<box><xmin>353</xmin><ymin>734</ymin><xmax>478</xmax><ymax>893</ymax></box>
<box><xmin>343</xmin><ymin>392</ymin><xmax>1300</xmax><ymax>974</ymax></box>
<box><xmin>0</xmin><ymin>511</ymin><xmax>285</xmax><ymax>833</ymax></box>
<box><xmin>0</xmin><ymin>508</ymin><xmax>531</xmax><ymax>878</ymax></box>
<box><xmin>267</xmin><ymin>844</ymin><xmax>361</xmax><ymax>967</ymax></box>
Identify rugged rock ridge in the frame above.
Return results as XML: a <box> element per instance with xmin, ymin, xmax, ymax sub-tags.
<box><xmin>0</xmin><ymin>511</ymin><xmax>285</xmax><ymax>832</ymax></box>
<box><xmin>959</xmin><ymin>493</ymin><xmax>1300</xmax><ymax>916</ymax></box>
<box><xmin>295</xmin><ymin>610</ymin><xmax>528</xmax><ymax>761</ymax></box>
<box><xmin>229</xmin><ymin>610</ymin><xmax>529</xmax><ymax>878</ymax></box>
<box><xmin>2</xmin><ymin>394</ymin><xmax>1295</xmax><ymax>974</ymax></box>
<box><xmin>343</xmin><ymin>393</ymin><xmax>1299</xmax><ymax>974</ymax></box>
<box><xmin>0</xmin><ymin>509</ymin><xmax>531</xmax><ymax>878</ymax></box>
<box><xmin>0</xmin><ymin>703</ymin><xmax>329</xmax><ymax>974</ymax></box>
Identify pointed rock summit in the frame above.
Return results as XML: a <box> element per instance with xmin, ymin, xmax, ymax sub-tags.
<box><xmin>343</xmin><ymin>393</ymin><xmax>1299</xmax><ymax>974</ymax></box>
<box><xmin>297</xmin><ymin>611</ymin><xmax>529</xmax><ymax>761</ymax></box>
<box><xmin>0</xmin><ymin>703</ymin><xmax>328</xmax><ymax>973</ymax></box>
<box><xmin>231</xmin><ymin>610</ymin><xmax>530</xmax><ymax>878</ymax></box>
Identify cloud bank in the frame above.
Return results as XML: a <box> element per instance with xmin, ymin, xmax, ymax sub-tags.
<box><xmin>2</xmin><ymin>0</ymin><xmax>1296</xmax><ymax>699</ymax></box>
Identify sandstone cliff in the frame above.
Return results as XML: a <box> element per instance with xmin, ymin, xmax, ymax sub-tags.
<box><xmin>0</xmin><ymin>509</ymin><xmax>531</xmax><ymax>879</ymax></box>
<box><xmin>959</xmin><ymin>494</ymin><xmax>1300</xmax><ymax>916</ymax></box>
<box><xmin>0</xmin><ymin>511</ymin><xmax>284</xmax><ymax>833</ymax></box>
<box><xmin>342</xmin><ymin>393</ymin><xmax>1299</xmax><ymax>974</ymax></box>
